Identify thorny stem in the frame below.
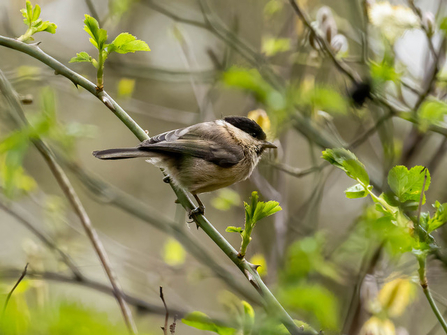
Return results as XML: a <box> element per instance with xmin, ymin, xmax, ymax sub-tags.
<box><xmin>0</xmin><ymin>69</ymin><xmax>138</xmax><ymax>335</ymax></box>
<box><xmin>0</xmin><ymin>35</ymin><xmax>314</xmax><ymax>335</ymax></box>
<box><xmin>418</xmin><ymin>256</ymin><xmax>447</xmax><ymax>334</ymax></box>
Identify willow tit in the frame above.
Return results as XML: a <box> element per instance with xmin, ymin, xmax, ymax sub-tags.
<box><xmin>92</xmin><ymin>116</ymin><xmax>276</xmax><ymax>216</ymax></box>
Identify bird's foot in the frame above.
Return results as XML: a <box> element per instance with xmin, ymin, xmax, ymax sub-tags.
<box><xmin>163</xmin><ymin>175</ymin><xmax>171</xmax><ymax>183</ymax></box>
<box><xmin>188</xmin><ymin>205</ymin><xmax>205</xmax><ymax>220</ymax></box>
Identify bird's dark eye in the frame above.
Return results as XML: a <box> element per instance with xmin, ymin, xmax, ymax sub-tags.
<box><xmin>250</xmin><ymin>132</ymin><xmax>257</xmax><ymax>138</ymax></box>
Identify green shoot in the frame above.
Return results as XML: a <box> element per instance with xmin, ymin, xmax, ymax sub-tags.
<box><xmin>18</xmin><ymin>1</ymin><xmax>57</xmax><ymax>42</ymax></box>
<box><xmin>226</xmin><ymin>191</ymin><xmax>282</xmax><ymax>258</ymax></box>
<box><xmin>70</xmin><ymin>15</ymin><xmax>150</xmax><ymax>90</ymax></box>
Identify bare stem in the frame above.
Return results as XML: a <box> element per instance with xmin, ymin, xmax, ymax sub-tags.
<box><xmin>418</xmin><ymin>256</ymin><xmax>447</xmax><ymax>334</ymax></box>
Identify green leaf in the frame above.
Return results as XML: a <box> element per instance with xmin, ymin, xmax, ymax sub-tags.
<box><xmin>117</xmin><ymin>78</ymin><xmax>136</xmax><ymax>99</ymax></box>
<box><xmin>244</xmin><ymin>191</ymin><xmax>282</xmax><ymax>225</ymax></box>
<box><xmin>387</xmin><ymin>165</ymin><xmax>430</xmax><ymax>203</ymax></box>
<box><xmin>182</xmin><ymin>312</ymin><xmax>236</xmax><ymax>335</ymax></box>
<box><xmin>211</xmin><ymin>188</ymin><xmax>241</xmax><ymax>211</ymax></box>
<box><xmin>262</xmin><ymin>37</ymin><xmax>291</xmax><ymax>57</ymax></box>
<box><xmin>440</xmin><ymin>17</ymin><xmax>447</xmax><ymax>34</ymax></box>
<box><xmin>26</xmin><ymin>1</ymin><xmax>33</xmax><ymax>23</ymax></box>
<box><xmin>162</xmin><ymin>238</ymin><xmax>186</xmax><ymax>266</ymax></box>
<box><xmin>226</xmin><ymin>226</ymin><xmax>244</xmax><ymax>233</ymax></box>
<box><xmin>108</xmin><ymin>32</ymin><xmax>150</xmax><ymax>54</ymax></box>
<box><xmin>322</xmin><ymin>148</ymin><xmax>370</xmax><ymax>186</ymax></box>
<box><xmin>222</xmin><ymin>67</ymin><xmax>285</xmax><ymax>111</ymax></box>
<box><xmin>32</xmin><ymin>4</ymin><xmax>41</xmax><ymax>22</ymax></box>
<box><xmin>418</xmin><ymin>100</ymin><xmax>447</xmax><ymax>132</ymax></box>
<box><xmin>370</xmin><ymin>60</ymin><xmax>401</xmax><ymax>85</ymax></box>
<box><xmin>427</xmin><ymin>201</ymin><xmax>447</xmax><ymax>233</ymax></box>
<box><xmin>83</xmin><ymin>14</ymin><xmax>107</xmax><ymax>50</ymax></box>
<box><xmin>69</xmin><ymin>51</ymin><xmax>94</xmax><ymax>64</ymax></box>
<box><xmin>242</xmin><ymin>301</ymin><xmax>255</xmax><ymax>335</ymax></box>
<box><xmin>345</xmin><ymin>183</ymin><xmax>368</xmax><ymax>199</ymax></box>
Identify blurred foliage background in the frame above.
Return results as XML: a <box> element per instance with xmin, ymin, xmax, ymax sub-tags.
<box><xmin>1</xmin><ymin>0</ymin><xmax>447</xmax><ymax>334</ymax></box>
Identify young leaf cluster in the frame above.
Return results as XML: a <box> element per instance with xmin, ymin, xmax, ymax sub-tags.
<box><xmin>226</xmin><ymin>191</ymin><xmax>281</xmax><ymax>258</ymax></box>
<box><xmin>70</xmin><ymin>15</ymin><xmax>150</xmax><ymax>90</ymax></box>
<box><xmin>322</xmin><ymin>148</ymin><xmax>446</xmax><ymax>255</ymax></box>
<box><xmin>18</xmin><ymin>1</ymin><xmax>57</xmax><ymax>42</ymax></box>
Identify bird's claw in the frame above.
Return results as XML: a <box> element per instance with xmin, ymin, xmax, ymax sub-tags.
<box><xmin>163</xmin><ymin>175</ymin><xmax>171</xmax><ymax>183</ymax></box>
<box><xmin>188</xmin><ymin>206</ymin><xmax>205</xmax><ymax>220</ymax></box>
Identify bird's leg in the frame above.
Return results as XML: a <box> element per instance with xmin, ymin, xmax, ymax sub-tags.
<box><xmin>188</xmin><ymin>194</ymin><xmax>205</xmax><ymax>219</ymax></box>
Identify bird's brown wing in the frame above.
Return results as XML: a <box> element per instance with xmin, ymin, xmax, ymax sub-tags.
<box><xmin>138</xmin><ymin>123</ymin><xmax>244</xmax><ymax>168</ymax></box>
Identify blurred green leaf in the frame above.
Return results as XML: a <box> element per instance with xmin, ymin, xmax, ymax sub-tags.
<box><xmin>242</xmin><ymin>301</ymin><xmax>255</xmax><ymax>335</ymax></box>
<box><xmin>211</xmin><ymin>188</ymin><xmax>241</xmax><ymax>211</ymax></box>
<box><xmin>162</xmin><ymin>237</ymin><xmax>186</xmax><ymax>266</ymax></box>
<box><xmin>427</xmin><ymin>201</ymin><xmax>447</xmax><ymax>233</ymax></box>
<box><xmin>249</xmin><ymin>254</ymin><xmax>267</xmax><ymax>277</ymax></box>
<box><xmin>387</xmin><ymin>165</ymin><xmax>430</xmax><ymax>204</ymax></box>
<box><xmin>295</xmin><ymin>85</ymin><xmax>348</xmax><ymax>115</ymax></box>
<box><xmin>418</xmin><ymin>99</ymin><xmax>447</xmax><ymax>132</ymax></box>
<box><xmin>264</xmin><ymin>0</ymin><xmax>283</xmax><ymax>16</ymax></box>
<box><xmin>262</xmin><ymin>37</ymin><xmax>291</xmax><ymax>57</ymax></box>
<box><xmin>182</xmin><ymin>312</ymin><xmax>236</xmax><ymax>335</ymax></box>
<box><xmin>370</xmin><ymin>60</ymin><xmax>401</xmax><ymax>85</ymax></box>
<box><xmin>222</xmin><ymin>67</ymin><xmax>285</xmax><ymax>111</ymax></box>
<box><xmin>345</xmin><ymin>183</ymin><xmax>368</xmax><ymax>199</ymax></box>
<box><xmin>117</xmin><ymin>78</ymin><xmax>136</xmax><ymax>99</ymax></box>
<box><xmin>281</xmin><ymin>233</ymin><xmax>342</xmax><ymax>283</ymax></box>
<box><xmin>278</xmin><ymin>284</ymin><xmax>339</xmax><ymax>330</ymax></box>
<box><xmin>322</xmin><ymin>148</ymin><xmax>370</xmax><ymax>186</ymax></box>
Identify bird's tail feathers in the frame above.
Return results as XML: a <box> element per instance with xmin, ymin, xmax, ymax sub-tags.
<box><xmin>92</xmin><ymin>148</ymin><xmax>153</xmax><ymax>160</ymax></box>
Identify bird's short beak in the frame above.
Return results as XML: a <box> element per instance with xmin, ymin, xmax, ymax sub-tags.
<box><xmin>262</xmin><ymin>141</ymin><xmax>277</xmax><ymax>149</ymax></box>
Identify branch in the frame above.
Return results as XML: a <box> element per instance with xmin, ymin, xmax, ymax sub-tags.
<box><xmin>288</xmin><ymin>0</ymin><xmax>362</xmax><ymax>84</ymax></box>
<box><xmin>65</xmin><ymin>160</ymin><xmax>261</xmax><ymax>305</ymax></box>
<box><xmin>0</xmin><ymin>268</ymin><xmax>187</xmax><ymax>318</ymax></box>
<box><xmin>0</xmin><ymin>35</ymin><xmax>312</xmax><ymax>334</ymax></box>
<box><xmin>418</xmin><ymin>256</ymin><xmax>447</xmax><ymax>334</ymax></box>
<box><xmin>0</xmin><ymin>198</ymin><xmax>84</xmax><ymax>280</ymax></box>
<box><xmin>0</xmin><ymin>69</ymin><xmax>138</xmax><ymax>335</ymax></box>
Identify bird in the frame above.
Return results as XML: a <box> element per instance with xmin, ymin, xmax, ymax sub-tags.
<box><xmin>92</xmin><ymin>116</ymin><xmax>277</xmax><ymax>217</ymax></box>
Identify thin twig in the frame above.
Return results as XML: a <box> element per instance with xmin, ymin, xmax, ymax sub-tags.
<box><xmin>0</xmin><ymin>199</ymin><xmax>84</xmax><ymax>280</ymax></box>
<box><xmin>0</xmin><ymin>268</ymin><xmax>188</xmax><ymax>318</ymax></box>
<box><xmin>0</xmin><ymin>70</ymin><xmax>138</xmax><ymax>335</ymax></box>
<box><xmin>418</xmin><ymin>256</ymin><xmax>447</xmax><ymax>334</ymax></box>
<box><xmin>288</xmin><ymin>0</ymin><xmax>361</xmax><ymax>84</ymax></box>
<box><xmin>160</xmin><ymin>287</ymin><xmax>169</xmax><ymax>335</ymax></box>
<box><xmin>1</xmin><ymin>263</ymin><xmax>29</xmax><ymax>320</ymax></box>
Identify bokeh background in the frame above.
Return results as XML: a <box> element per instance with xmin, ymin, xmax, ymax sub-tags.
<box><xmin>1</xmin><ymin>0</ymin><xmax>447</xmax><ymax>334</ymax></box>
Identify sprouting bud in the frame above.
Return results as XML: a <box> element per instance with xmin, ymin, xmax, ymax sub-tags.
<box><xmin>331</xmin><ymin>34</ymin><xmax>348</xmax><ymax>54</ymax></box>
<box><xmin>422</xmin><ymin>12</ymin><xmax>435</xmax><ymax>37</ymax></box>
<box><xmin>316</xmin><ymin>7</ymin><xmax>337</xmax><ymax>44</ymax></box>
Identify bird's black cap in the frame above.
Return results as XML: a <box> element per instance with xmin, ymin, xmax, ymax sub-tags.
<box><xmin>224</xmin><ymin>116</ymin><xmax>267</xmax><ymax>141</ymax></box>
